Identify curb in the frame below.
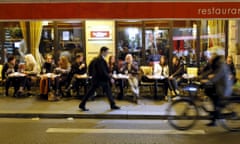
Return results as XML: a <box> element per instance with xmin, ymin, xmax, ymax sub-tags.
<box><xmin>0</xmin><ymin>113</ymin><xmax>210</xmax><ymax>120</ymax></box>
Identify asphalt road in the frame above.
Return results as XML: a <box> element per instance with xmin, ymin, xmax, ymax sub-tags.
<box><xmin>0</xmin><ymin>118</ymin><xmax>239</xmax><ymax>144</ymax></box>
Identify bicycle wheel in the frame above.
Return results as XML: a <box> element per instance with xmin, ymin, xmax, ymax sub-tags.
<box><xmin>219</xmin><ymin>101</ymin><xmax>240</xmax><ymax>132</ymax></box>
<box><xmin>167</xmin><ymin>99</ymin><xmax>199</xmax><ymax>130</ymax></box>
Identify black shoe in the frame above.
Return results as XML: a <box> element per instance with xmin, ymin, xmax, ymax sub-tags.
<box><xmin>65</xmin><ymin>91</ymin><xmax>72</xmax><ymax>97</ymax></box>
<box><xmin>111</xmin><ymin>105</ymin><xmax>120</xmax><ymax>110</ymax></box>
<box><xmin>79</xmin><ymin>104</ymin><xmax>89</xmax><ymax>111</ymax></box>
<box><xmin>15</xmin><ymin>91</ymin><xmax>24</xmax><ymax>97</ymax></box>
<box><xmin>133</xmin><ymin>96</ymin><xmax>138</xmax><ymax>104</ymax></box>
<box><xmin>206</xmin><ymin>121</ymin><xmax>216</xmax><ymax>127</ymax></box>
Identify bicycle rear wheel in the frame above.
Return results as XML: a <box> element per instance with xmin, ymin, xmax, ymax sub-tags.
<box><xmin>167</xmin><ymin>99</ymin><xmax>199</xmax><ymax>130</ymax></box>
<box><xmin>219</xmin><ymin>101</ymin><xmax>240</xmax><ymax>132</ymax></box>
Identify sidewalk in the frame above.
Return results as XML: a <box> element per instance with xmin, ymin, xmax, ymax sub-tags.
<box><xmin>0</xmin><ymin>94</ymin><xmax>171</xmax><ymax>119</ymax></box>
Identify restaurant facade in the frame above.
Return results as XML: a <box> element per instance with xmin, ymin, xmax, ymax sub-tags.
<box><xmin>0</xmin><ymin>0</ymin><xmax>240</xmax><ymax>79</ymax></box>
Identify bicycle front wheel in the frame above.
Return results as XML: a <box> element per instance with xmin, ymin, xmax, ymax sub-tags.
<box><xmin>219</xmin><ymin>101</ymin><xmax>240</xmax><ymax>132</ymax></box>
<box><xmin>167</xmin><ymin>99</ymin><xmax>199</xmax><ymax>130</ymax></box>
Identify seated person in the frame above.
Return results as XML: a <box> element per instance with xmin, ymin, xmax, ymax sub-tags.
<box><xmin>41</xmin><ymin>53</ymin><xmax>56</xmax><ymax>73</ymax></box>
<box><xmin>1</xmin><ymin>55</ymin><xmax>19</xmax><ymax>96</ymax></box>
<box><xmin>168</xmin><ymin>56</ymin><xmax>184</xmax><ymax>96</ymax></box>
<box><xmin>108</xmin><ymin>55</ymin><xmax>119</xmax><ymax>86</ymax></box>
<box><xmin>65</xmin><ymin>53</ymin><xmax>87</xmax><ymax>96</ymax></box>
<box><xmin>53</xmin><ymin>55</ymin><xmax>71</xmax><ymax>98</ymax></box>
<box><xmin>16</xmin><ymin>54</ymin><xmax>40</xmax><ymax>97</ymax></box>
<box><xmin>120</xmin><ymin>54</ymin><xmax>139</xmax><ymax>103</ymax></box>
<box><xmin>39</xmin><ymin>54</ymin><xmax>56</xmax><ymax>98</ymax></box>
<box><xmin>201</xmin><ymin>49</ymin><xmax>233</xmax><ymax>126</ymax></box>
<box><xmin>153</xmin><ymin>56</ymin><xmax>169</xmax><ymax>99</ymax></box>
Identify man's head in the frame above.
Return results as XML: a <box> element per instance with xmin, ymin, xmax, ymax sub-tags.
<box><xmin>45</xmin><ymin>54</ymin><xmax>53</xmax><ymax>64</ymax></box>
<box><xmin>100</xmin><ymin>46</ymin><xmax>109</xmax><ymax>57</ymax></box>
<box><xmin>7</xmin><ymin>55</ymin><xmax>16</xmax><ymax>65</ymax></box>
<box><xmin>75</xmin><ymin>53</ymin><xmax>84</xmax><ymax>63</ymax></box>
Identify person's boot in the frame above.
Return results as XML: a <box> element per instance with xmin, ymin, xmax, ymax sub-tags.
<box><xmin>79</xmin><ymin>103</ymin><xmax>89</xmax><ymax>111</ymax></box>
<box><xmin>110</xmin><ymin>104</ymin><xmax>120</xmax><ymax>110</ymax></box>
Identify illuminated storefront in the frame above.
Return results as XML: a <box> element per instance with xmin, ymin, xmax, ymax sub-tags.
<box><xmin>0</xmin><ymin>1</ymin><xmax>239</xmax><ymax>78</ymax></box>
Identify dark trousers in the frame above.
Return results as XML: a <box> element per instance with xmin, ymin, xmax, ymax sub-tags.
<box><xmin>5</xmin><ymin>77</ymin><xmax>18</xmax><ymax>96</ymax></box>
<box><xmin>80</xmin><ymin>80</ymin><xmax>116</xmax><ymax>107</ymax></box>
<box><xmin>204</xmin><ymin>85</ymin><xmax>220</xmax><ymax>122</ymax></box>
<box><xmin>158</xmin><ymin>78</ymin><xmax>169</xmax><ymax>96</ymax></box>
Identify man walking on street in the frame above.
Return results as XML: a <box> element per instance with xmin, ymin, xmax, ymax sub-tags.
<box><xmin>79</xmin><ymin>46</ymin><xmax>120</xmax><ymax>111</ymax></box>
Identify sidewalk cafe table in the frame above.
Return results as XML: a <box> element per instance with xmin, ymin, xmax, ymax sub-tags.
<box><xmin>8</xmin><ymin>72</ymin><xmax>27</xmax><ymax>95</ymax></box>
<box><xmin>146</xmin><ymin>75</ymin><xmax>166</xmax><ymax>100</ymax></box>
<box><xmin>8</xmin><ymin>72</ymin><xmax>26</xmax><ymax>78</ymax></box>
<box><xmin>75</xmin><ymin>74</ymin><xmax>92</xmax><ymax>96</ymax></box>
<box><xmin>112</xmin><ymin>74</ymin><xmax>129</xmax><ymax>99</ymax></box>
<box><xmin>40</xmin><ymin>73</ymin><xmax>60</xmax><ymax>79</ymax></box>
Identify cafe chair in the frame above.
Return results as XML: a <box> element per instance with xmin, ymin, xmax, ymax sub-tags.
<box><xmin>139</xmin><ymin>66</ymin><xmax>154</xmax><ymax>96</ymax></box>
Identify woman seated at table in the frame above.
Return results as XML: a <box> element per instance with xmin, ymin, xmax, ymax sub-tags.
<box><xmin>108</xmin><ymin>55</ymin><xmax>119</xmax><ymax>83</ymax></box>
<box><xmin>168</xmin><ymin>56</ymin><xmax>185</xmax><ymax>97</ymax></box>
<box><xmin>120</xmin><ymin>54</ymin><xmax>139</xmax><ymax>103</ymax></box>
<box><xmin>1</xmin><ymin>55</ymin><xmax>19</xmax><ymax>96</ymax></box>
<box><xmin>152</xmin><ymin>55</ymin><xmax>169</xmax><ymax>99</ymax></box>
<box><xmin>53</xmin><ymin>55</ymin><xmax>71</xmax><ymax>98</ymax></box>
<box><xmin>65</xmin><ymin>53</ymin><xmax>87</xmax><ymax>97</ymax></box>
<box><xmin>16</xmin><ymin>54</ymin><xmax>40</xmax><ymax>97</ymax></box>
<box><xmin>39</xmin><ymin>53</ymin><xmax>56</xmax><ymax>98</ymax></box>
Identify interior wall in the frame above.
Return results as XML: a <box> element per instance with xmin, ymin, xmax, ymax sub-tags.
<box><xmin>85</xmin><ymin>20</ymin><xmax>115</xmax><ymax>65</ymax></box>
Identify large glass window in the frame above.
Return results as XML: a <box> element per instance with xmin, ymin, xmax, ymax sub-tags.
<box><xmin>0</xmin><ymin>22</ymin><xmax>23</xmax><ymax>63</ymax></box>
<box><xmin>200</xmin><ymin>20</ymin><xmax>226</xmax><ymax>66</ymax></box>
<box><xmin>172</xmin><ymin>21</ymin><xmax>197</xmax><ymax>67</ymax></box>
<box><xmin>116</xmin><ymin>21</ymin><xmax>143</xmax><ymax>64</ymax></box>
<box><xmin>144</xmin><ymin>20</ymin><xmax>170</xmax><ymax>65</ymax></box>
<box><xmin>41</xmin><ymin>21</ymin><xmax>84</xmax><ymax>62</ymax></box>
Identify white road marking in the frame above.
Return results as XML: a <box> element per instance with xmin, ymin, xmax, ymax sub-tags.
<box><xmin>46</xmin><ymin>128</ymin><xmax>205</xmax><ymax>135</ymax></box>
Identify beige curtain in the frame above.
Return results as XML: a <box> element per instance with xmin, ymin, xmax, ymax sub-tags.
<box><xmin>29</xmin><ymin>21</ymin><xmax>43</xmax><ymax>71</ymax></box>
<box><xmin>20</xmin><ymin>21</ymin><xmax>43</xmax><ymax>71</ymax></box>
<box><xmin>208</xmin><ymin>20</ymin><xmax>225</xmax><ymax>47</ymax></box>
<box><xmin>20</xmin><ymin>21</ymin><xmax>27</xmax><ymax>43</ymax></box>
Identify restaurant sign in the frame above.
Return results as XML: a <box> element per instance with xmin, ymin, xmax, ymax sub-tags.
<box><xmin>0</xmin><ymin>2</ymin><xmax>240</xmax><ymax>19</ymax></box>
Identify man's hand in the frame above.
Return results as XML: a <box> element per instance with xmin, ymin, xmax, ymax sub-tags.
<box><xmin>200</xmin><ymin>79</ymin><xmax>208</xmax><ymax>83</ymax></box>
<box><xmin>208</xmin><ymin>74</ymin><xmax>214</xmax><ymax>79</ymax></box>
<box><xmin>110</xmin><ymin>78</ymin><xmax>115</xmax><ymax>84</ymax></box>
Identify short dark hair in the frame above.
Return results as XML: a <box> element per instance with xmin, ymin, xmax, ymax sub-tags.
<box><xmin>75</xmin><ymin>52</ymin><xmax>83</xmax><ymax>58</ymax></box>
<box><xmin>100</xmin><ymin>46</ymin><xmax>109</xmax><ymax>53</ymax></box>
<box><xmin>7</xmin><ymin>55</ymin><xmax>15</xmax><ymax>62</ymax></box>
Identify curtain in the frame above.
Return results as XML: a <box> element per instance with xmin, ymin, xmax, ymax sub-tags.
<box><xmin>20</xmin><ymin>21</ymin><xmax>43</xmax><ymax>71</ymax></box>
<box><xmin>208</xmin><ymin>20</ymin><xmax>225</xmax><ymax>48</ymax></box>
<box><xmin>29</xmin><ymin>21</ymin><xmax>43</xmax><ymax>71</ymax></box>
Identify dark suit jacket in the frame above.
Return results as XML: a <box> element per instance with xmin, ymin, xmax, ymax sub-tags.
<box><xmin>2</xmin><ymin>62</ymin><xmax>18</xmax><ymax>80</ymax></box>
<box><xmin>93</xmin><ymin>56</ymin><xmax>110</xmax><ymax>82</ymax></box>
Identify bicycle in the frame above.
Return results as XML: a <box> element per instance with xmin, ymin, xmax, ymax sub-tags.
<box><xmin>166</xmin><ymin>81</ymin><xmax>240</xmax><ymax>132</ymax></box>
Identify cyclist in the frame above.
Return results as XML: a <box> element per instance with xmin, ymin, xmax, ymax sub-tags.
<box><xmin>200</xmin><ymin>48</ymin><xmax>233</xmax><ymax>126</ymax></box>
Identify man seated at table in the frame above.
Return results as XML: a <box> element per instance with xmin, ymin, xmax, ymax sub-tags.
<box><xmin>120</xmin><ymin>54</ymin><xmax>139</xmax><ymax>103</ymax></box>
<box><xmin>1</xmin><ymin>55</ymin><xmax>19</xmax><ymax>96</ymax></box>
<box><xmin>65</xmin><ymin>53</ymin><xmax>87</xmax><ymax>97</ymax></box>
